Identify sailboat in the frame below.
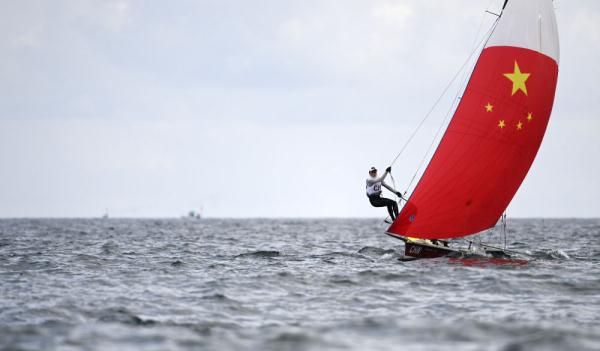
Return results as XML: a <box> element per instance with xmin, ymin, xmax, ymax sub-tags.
<box><xmin>386</xmin><ymin>0</ymin><xmax>559</xmax><ymax>260</ymax></box>
<box><xmin>184</xmin><ymin>206</ymin><xmax>203</xmax><ymax>220</ymax></box>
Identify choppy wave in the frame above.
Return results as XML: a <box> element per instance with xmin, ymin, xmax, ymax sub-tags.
<box><xmin>235</xmin><ymin>250</ymin><xmax>281</xmax><ymax>258</ymax></box>
<box><xmin>530</xmin><ymin>248</ymin><xmax>571</xmax><ymax>260</ymax></box>
<box><xmin>1</xmin><ymin>218</ymin><xmax>599</xmax><ymax>351</ymax></box>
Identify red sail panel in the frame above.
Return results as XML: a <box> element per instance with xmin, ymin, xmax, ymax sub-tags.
<box><xmin>388</xmin><ymin>46</ymin><xmax>558</xmax><ymax>239</ymax></box>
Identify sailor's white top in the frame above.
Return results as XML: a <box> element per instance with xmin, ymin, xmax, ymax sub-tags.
<box><xmin>366</xmin><ymin>171</ymin><xmax>396</xmax><ymax>197</ymax></box>
<box><xmin>366</xmin><ymin>178</ymin><xmax>383</xmax><ymax>197</ymax></box>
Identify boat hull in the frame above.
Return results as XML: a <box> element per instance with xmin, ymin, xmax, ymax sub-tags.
<box><xmin>404</xmin><ymin>240</ymin><xmax>456</xmax><ymax>258</ymax></box>
<box><xmin>387</xmin><ymin>232</ymin><xmax>458</xmax><ymax>259</ymax></box>
<box><xmin>387</xmin><ymin>232</ymin><xmax>526</xmax><ymax>264</ymax></box>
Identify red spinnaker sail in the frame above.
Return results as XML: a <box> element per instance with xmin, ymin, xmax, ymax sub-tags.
<box><xmin>388</xmin><ymin>0</ymin><xmax>559</xmax><ymax>239</ymax></box>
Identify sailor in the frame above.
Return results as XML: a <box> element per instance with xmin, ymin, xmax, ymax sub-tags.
<box><xmin>366</xmin><ymin>166</ymin><xmax>402</xmax><ymax>220</ymax></box>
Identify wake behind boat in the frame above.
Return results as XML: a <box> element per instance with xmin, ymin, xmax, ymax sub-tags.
<box><xmin>378</xmin><ymin>0</ymin><xmax>559</xmax><ymax>261</ymax></box>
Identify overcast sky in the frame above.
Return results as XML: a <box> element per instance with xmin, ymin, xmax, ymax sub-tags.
<box><xmin>1</xmin><ymin>0</ymin><xmax>598</xmax><ymax>218</ymax></box>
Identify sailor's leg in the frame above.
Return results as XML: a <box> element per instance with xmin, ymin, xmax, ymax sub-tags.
<box><xmin>368</xmin><ymin>196</ymin><xmax>385</xmax><ymax>208</ymax></box>
<box><xmin>369</xmin><ymin>196</ymin><xmax>394</xmax><ymax>219</ymax></box>
<box><xmin>386</xmin><ymin>204</ymin><xmax>395</xmax><ymax>219</ymax></box>
<box><xmin>392</xmin><ymin>201</ymin><xmax>399</xmax><ymax>218</ymax></box>
<box><xmin>380</xmin><ymin>197</ymin><xmax>396</xmax><ymax>220</ymax></box>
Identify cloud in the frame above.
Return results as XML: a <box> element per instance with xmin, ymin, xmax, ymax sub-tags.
<box><xmin>275</xmin><ymin>2</ymin><xmax>415</xmax><ymax>77</ymax></box>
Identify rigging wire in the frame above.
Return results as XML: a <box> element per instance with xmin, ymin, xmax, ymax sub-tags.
<box><xmin>462</xmin><ymin>212</ymin><xmax>508</xmax><ymax>252</ymax></box>
<box><xmin>387</xmin><ymin>2</ymin><xmax>504</xmax><ymax>219</ymax></box>
<box><xmin>503</xmin><ymin>212</ymin><xmax>507</xmax><ymax>249</ymax></box>
<box><xmin>404</xmin><ymin>83</ymin><xmax>460</xmax><ymax>193</ymax></box>
<box><xmin>389</xmin><ymin>16</ymin><xmax>501</xmax><ymax>171</ymax></box>
<box><xmin>457</xmin><ymin>237</ymin><xmax>532</xmax><ymax>258</ymax></box>
<box><xmin>457</xmin><ymin>0</ymin><xmax>500</xmax><ymax>96</ymax></box>
<box><xmin>398</xmin><ymin>17</ymin><xmax>501</xmax><ymax>196</ymax></box>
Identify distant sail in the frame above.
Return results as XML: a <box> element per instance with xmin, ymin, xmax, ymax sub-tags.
<box><xmin>388</xmin><ymin>0</ymin><xmax>559</xmax><ymax>239</ymax></box>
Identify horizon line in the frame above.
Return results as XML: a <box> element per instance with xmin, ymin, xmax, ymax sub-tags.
<box><xmin>0</xmin><ymin>216</ymin><xmax>599</xmax><ymax>220</ymax></box>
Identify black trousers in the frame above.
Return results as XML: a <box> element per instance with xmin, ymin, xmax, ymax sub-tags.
<box><xmin>368</xmin><ymin>195</ymin><xmax>399</xmax><ymax>220</ymax></box>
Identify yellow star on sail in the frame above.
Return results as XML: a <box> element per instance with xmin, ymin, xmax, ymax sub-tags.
<box><xmin>516</xmin><ymin>121</ymin><xmax>523</xmax><ymax>130</ymax></box>
<box><xmin>498</xmin><ymin>120</ymin><xmax>506</xmax><ymax>129</ymax></box>
<box><xmin>485</xmin><ymin>103</ymin><xmax>493</xmax><ymax>112</ymax></box>
<box><xmin>503</xmin><ymin>61</ymin><xmax>530</xmax><ymax>96</ymax></box>
<box><xmin>527</xmin><ymin>112</ymin><xmax>533</xmax><ymax>121</ymax></box>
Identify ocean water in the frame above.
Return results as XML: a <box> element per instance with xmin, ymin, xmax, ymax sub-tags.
<box><xmin>1</xmin><ymin>218</ymin><xmax>599</xmax><ymax>351</ymax></box>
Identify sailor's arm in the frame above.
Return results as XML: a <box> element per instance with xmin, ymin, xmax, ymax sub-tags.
<box><xmin>366</xmin><ymin>166</ymin><xmax>394</xmax><ymax>185</ymax></box>
<box><xmin>373</xmin><ymin>168</ymin><xmax>392</xmax><ymax>183</ymax></box>
<box><xmin>383</xmin><ymin>181</ymin><xmax>403</xmax><ymax>198</ymax></box>
<box><xmin>382</xmin><ymin>181</ymin><xmax>395</xmax><ymax>193</ymax></box>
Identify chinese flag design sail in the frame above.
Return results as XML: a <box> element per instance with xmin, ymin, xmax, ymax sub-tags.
<box><xmin>387</xmin><ymin>0</ymin><xmax>559</xmax><ymax>239</ymax></box>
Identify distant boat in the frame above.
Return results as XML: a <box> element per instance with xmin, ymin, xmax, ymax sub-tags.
<box><xmin>385</xmin><ymin>0</ymin><xmax>559</xmax><ymax>261</ymax></box>
<box><xmin>184</xmin><ymin>207</ymin><xmax>203</xmax><ymax>220</ymax></box>
<box><xmin>102</xmin><ymin>208</ymin><xmax>109</xmax><ymax>219</ymax></box>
